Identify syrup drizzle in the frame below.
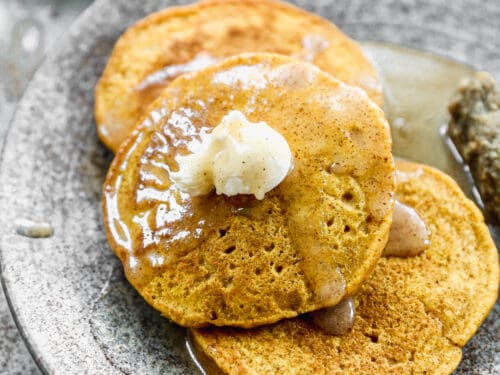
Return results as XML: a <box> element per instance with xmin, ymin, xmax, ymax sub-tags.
<box><xmin>136</xmin><ymin>53</ymin><xmax>219</xmax><ymax>91</ymax></box>
<box><xmin>383</xmin><ymin>200</ymin><xmax>430</xmax><ymax>258</ymax></box>
<box><xmin>105</xmin><ymin>55</ymin><xmax>394</xmax><ymax>323</ymax></box>
<box><xmin>309</xmin><ymin>297</ymin><xmax>355</xmax><ymax>335</ymax></box>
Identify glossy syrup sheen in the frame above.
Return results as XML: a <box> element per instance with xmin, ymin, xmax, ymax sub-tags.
<box><xmin>362</xmin><ymin>42</ymin><xmax>475</xmax><ymax>198</ymax></box>
<box><xmin>383</xmin><ymin>199</ymin><xmax>430</xmax><ymax>258</ymax></box>
<box><xmin>363</xmin><ymin>44</ymin><xmax>500</xmax><ymax>241</ymax></box>
<box><xmin>103</xmin><ymin>54</ymin><xmax>395</xmax><ymax>327</ymax></box>
<box><xmin>309</xmin><ymin>297</ymin><xmax>355</xmax><ymax>335</ymax></box>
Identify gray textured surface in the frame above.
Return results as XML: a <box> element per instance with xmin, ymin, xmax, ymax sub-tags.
<box><xmin>89</xmin><ymin>267</ymin><xmax>200</xmax><ymax>375</ymax></box>
<box><xmin>0</xmin><ymin>1</ymin><xmax>92</xmax><ymax>374</ymax></box>
<box><xmin>0</xmin><ymin>0</ymin><xmax>498</xmax><ymax>374</ymax></box>
<box><xmin>0</xmin><ymin>291</ymin><xmax>39</xmax><ymax>374</ymax></box>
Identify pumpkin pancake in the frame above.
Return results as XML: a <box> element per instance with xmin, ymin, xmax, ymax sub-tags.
<box><xmin>102</xmin><ymin>53</ymin><xmax>395</xmax><ymax>328</ymax></box>
<box><xmin>95</xmin><ymin>0</ymin><xmax>382</xmax><ymax>152</ymax></box>
<box><xmin>192</xmin><ymin>160</ymin><xmax>499</xmax><ymax>374</ymax></box>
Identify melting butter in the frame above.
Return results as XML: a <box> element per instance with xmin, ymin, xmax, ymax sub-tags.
<box><xmin>170</xmin><ymin>110</ymin><xmax>293</xmax><ymax>200</ymax></box>
<box><xmin>383</xmin><ymin>200</ymin><xmax>430</xmax><ymax>257</ymax></box>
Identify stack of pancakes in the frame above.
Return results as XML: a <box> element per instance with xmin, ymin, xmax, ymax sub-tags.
<box><xmin>96</xmin><ymin>1</ymin><xmax>499</xmax><ymax>374</ymax></box>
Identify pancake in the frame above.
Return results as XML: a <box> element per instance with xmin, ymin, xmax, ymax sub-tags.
<box><xmin>95</xmin><ymin>0</ymin><xmax>382</xmax><ymax>152</ymax></box>
<box><xmin>102</xmin><ymin>53</ymin><xmax>395</xmax><ymax>328</ymax></box>
<box><xmin>192</xmin><ymin>160</ymin><xmax>499</xmax><ymax>374</ymax></box>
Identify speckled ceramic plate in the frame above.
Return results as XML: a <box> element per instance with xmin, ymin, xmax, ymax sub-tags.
<box><xmin>0</xmin><ymin>0</ymin><xmax>499</xmax><ymax>374</ymax></box>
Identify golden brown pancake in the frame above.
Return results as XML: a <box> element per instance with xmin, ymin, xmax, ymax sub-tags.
<box><xmin>102</xmin><ymin>53</ymin><xmax>395</xmax><ymax>328</ymax></box>
<box><xmin>95</xmin><ymin>0</ymin><xmax>382</xmax><ymax>152</ymax></box>
<box><xmin>192</xmin><ymin>160</ymin><xmax>499</xmax><ymax>374</ymax></box>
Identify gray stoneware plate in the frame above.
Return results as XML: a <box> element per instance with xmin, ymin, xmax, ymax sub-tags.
<box><xmin>0</xmin><ymin>0</ymin><xmax>499</xmax><ymax>374</ymax></box>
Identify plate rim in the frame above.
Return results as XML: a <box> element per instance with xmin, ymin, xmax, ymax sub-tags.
<box><xmin>0</xmin><ymin>0</ymin><xmax>498</xmax><ymax>373</ymax></box>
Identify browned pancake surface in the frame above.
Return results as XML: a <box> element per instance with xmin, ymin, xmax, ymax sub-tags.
<box><xmin>192</xmin><ymin>161</ymin><xmax>499</xmax><ymax>374</ymax></box>
<box><xmin>95</xmin><ymin>0</ymin><xmax>382</xmax><ymax>152</ymax></box>
<box><xmin>102</xmin><ymin>53</ymin><xmax>394</xmax><ymax>328</ymax></box>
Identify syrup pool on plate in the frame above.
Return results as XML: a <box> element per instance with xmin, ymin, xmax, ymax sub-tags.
<box><xmin>361</xmin><ymin>42</ymin><xmax>475</xmax><ymax>198</ymax></box>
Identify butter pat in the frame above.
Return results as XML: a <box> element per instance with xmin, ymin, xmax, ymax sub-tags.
<box><xmin>170</xmin><ymin>110</ymin><xmax>293</xmax><ymax>199</ymax></box>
